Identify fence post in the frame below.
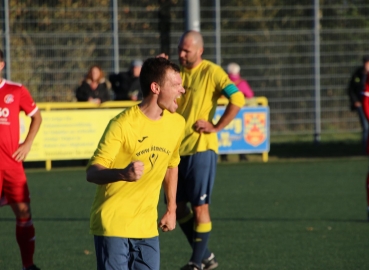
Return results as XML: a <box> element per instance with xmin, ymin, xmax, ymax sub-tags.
<box><xmin>3</xmin><ymin>0</ymin><xmax>11</xmax><ymax>80</ymax></box>
<box><xmin>313</xmin><ymin>0</ymin><xmax>321</xmax><ymax>143</ymax></box>
<box><xmin>158</xmin><ymin>0</ymin><xmax>171</xmax><ymax>55</ymax></box>
<box><xmin>111</xmin><ymin>0</ymin><xmax>119</xmax><ymax>73</ymax></box>
<box><xmin>185</xmin><ymin>0</ymin><xmax>200</xmax><ymax>31</ymax></box>
<box><xmin>214</xmin><ymin>0</ymin><xmax>221</xmax><ymax>65</ymax></box>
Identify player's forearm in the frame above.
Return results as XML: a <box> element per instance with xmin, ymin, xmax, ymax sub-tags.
<box><xmin>23</xmin><ymin>110</ymin><xmax>42</xmax><ymax>146</ymax></box>
<box><xmin>87</xmin><ymin>165</ymin><xmax>121</xmax><ymax>185</ymax></box>
<box><xmin>163</xmin><ymin>167</ymin><xmax>178</xmax><ymax>212</ymax></box>
<box><xmin>214</xmin><ymin>103</ymin><xmax>241</xmax><ymax>132</ymax></box>
<box><xmin>86</xmin><ymin>163</ymin><xmax>140</xmax><ymax>185</ymax></box>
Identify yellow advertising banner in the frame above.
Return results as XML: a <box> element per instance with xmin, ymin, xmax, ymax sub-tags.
<box><xmin>20</xmin><ymin>109</ymin><xmax>124</xmax><ymax>161</ymax></box>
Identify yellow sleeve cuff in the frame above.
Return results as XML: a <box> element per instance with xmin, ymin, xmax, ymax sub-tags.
<box><xmin>229</xmin><ymin>91</ymin><xmax>245</xmax><ymax>107</ymax></box>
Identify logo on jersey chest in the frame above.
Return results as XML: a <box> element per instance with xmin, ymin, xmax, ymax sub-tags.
<box><xmin>135</xmin><ymin>145</ymin><xmax>171</xmax><ymax>157</ymax></box>
<box><xmin>4</xmin><ymin>94</ymin><xmax>14</xmax><ymax>104</ymax></box>
<box><xmin>138</xmin><ymin>136</ymin><xmax>148</xmax><ymax>143</ymax></box>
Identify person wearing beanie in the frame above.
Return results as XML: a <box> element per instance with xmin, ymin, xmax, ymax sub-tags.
<box><xmin>219</xmin><ymin>62</ymin><xmax>255</xmax><ymax>162</ymax></box>
<box><xmin>227</xmin><ymin>62</ymin><xmax>254</xmax><ymax>99</ymax></box>
<box><xmin>109</xmin><ymin>59</ymin><xmax>143</xmax><ymax>101</ymax></box>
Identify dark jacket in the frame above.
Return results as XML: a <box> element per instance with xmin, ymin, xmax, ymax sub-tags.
<box><xmin>348</xmin><ymin>66</ymin><xmax>367</xmax><ymax>111</ymax></box>
<box><xmin>109</xmin><ymin>71</ymin><xmax>142</xmax><ymax>101</ymax></box>
<box><xmin>75</xmin><ymin>79</ymin><xmax>110</xmax><ymax>103</ymax></box>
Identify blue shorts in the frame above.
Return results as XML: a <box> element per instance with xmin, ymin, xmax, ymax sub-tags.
<box><xmin>94</xmin><ymin>236</ymin><xmax>160</xmax><ymax>270</ymax></box>
<box><xmin>177</xmin><ymin>150</ymin><xmax>217</xmax><ymax>206</ymax></box>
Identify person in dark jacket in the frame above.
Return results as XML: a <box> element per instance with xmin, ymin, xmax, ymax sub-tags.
<box><xmin>76</xmin><ymin>65</ymin><xmax>111</xmax><ymax>104</ymax></box>
<box><xmin>348</xmin><ymin>56</ymin><xmax>369</xmax><ymax>150</ymax></box>
<box><xmin>359</xmin><ymin>61</ymin><xmax>369</xmax><ymax>220</ymax></box>
<box><xmin>109</xmin><ymin>59</ymin><xmax>143</xmax><ymax>101</ymax></box>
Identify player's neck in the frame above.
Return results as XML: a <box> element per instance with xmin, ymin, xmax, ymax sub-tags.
<box><xmin>138</xmin><ymin>99</ymin><xmax>163</xmax><ymax>120</ymax></box>
<box><xmin>185</xmin><ymin>59</ymin><xmax>202</xmax><ymax>70</ymax></box>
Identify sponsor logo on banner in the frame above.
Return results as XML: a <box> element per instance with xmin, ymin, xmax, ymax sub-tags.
<box><xmin>243</xmin><ymin>112</ymin><xmax>267</xmax><ymax>146</ymax></box>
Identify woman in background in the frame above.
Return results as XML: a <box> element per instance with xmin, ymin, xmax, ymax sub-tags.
<box><xmin>76</xmin><ymin>65</ymin><xmax>110</xmax><ymax>104</ymax></box>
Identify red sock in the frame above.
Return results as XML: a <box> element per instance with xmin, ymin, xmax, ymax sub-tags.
<box><xmin>16</xmin><ymin>217</ymin><xmax>35</xmax><ymax>268</ymax></box>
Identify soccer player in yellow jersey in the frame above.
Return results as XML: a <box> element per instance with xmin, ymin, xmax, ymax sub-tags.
<box><xmin>159</xmin><ymin>30</ymin><xmax>245</xmax><ymax>270</ymax></box>
<box><xmin>86</xmin><ymin>57</ymin><xmax>185</xmax><ymax>270</ymax></box>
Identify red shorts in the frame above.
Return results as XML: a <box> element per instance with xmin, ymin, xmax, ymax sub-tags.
<box><xmin>0</xmin><ymin>168</ymin><xmax>30</xmax><ymax>204</ymax></box>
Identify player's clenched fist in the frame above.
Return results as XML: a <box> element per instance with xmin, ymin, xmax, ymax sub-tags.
<box><xmin>156</xmin><ymin>53</ymin><xmax>169</xmax><ymax>59</ymax></box>
<box><xmin>124</xmin><ymin>161</ymin><xmax>144</xmax><ymax>181</ymax></box>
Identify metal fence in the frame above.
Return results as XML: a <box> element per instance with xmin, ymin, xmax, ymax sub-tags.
<box><xmin>1</xmin><ymin>0</ymin><xmax>369</xmax><ymax>137</ymax></box>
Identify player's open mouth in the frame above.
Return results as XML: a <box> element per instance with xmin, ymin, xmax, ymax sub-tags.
<box><xmin>175</xmin><ymin>95</ymin><xmax>181</xmax><ymax>104</ymax></box>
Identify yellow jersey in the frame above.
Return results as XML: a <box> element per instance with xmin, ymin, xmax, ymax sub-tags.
<box><xmin>177</xmin><ymin>60</ymin><xmax>243</xmax><ymax>155</ymax></box>
<box><xmin>88</xmin><ymin>105</ymin><xmax>185</xmax><ymax>238</ymax></box>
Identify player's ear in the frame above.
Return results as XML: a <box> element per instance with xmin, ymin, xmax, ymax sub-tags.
<box><xmin>150</xmin><ymin>82</ymin><xmax>160</xmax><ymax>95</ymax></box>
<box><xmin>198</xmin><ymin>47</ymin><xmax>204</xmax><ymax>57</ymax></box>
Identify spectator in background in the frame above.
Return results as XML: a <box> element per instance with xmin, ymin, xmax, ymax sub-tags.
<box><xmin>109</xmin><ymin>59</ymin><xmax>143</xmax><ymax>101</ymax></box>
<box><xmin>348</xmin><ymin>56</ymin><xmax>369</xmax><ymax>151</ymax></box>
<box><xmin>360</xmin><ymin>63</ymin><xmax>369</xmax><ymax>221</ymax></box>
<box><xmin>75</xmin><ymin>65</ymin><xmax>111</xmax><ymax>104</ymax></box>
<box><xmin>227</xmin><ymin>62</ymin><xmax>254</xmax><ymax>99</ymax></box>
<box><xmin>220</xmin><ymin>62</ymin><xmax>254</xmax><ymax>162</ymax></box>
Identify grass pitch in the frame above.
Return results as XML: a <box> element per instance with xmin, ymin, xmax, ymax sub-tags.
<box><xmin>1</xmin><ymin>158</ymin><xmax>369</xmax><ymax>270</ymax></box>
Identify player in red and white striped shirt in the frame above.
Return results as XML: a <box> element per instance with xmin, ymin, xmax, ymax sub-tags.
<box><xmin>0</xmin><ymin>49</ymin><xmax>42</xmax><ymax>270</ymax></box>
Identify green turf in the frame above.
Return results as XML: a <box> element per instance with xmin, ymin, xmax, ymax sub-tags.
<box><xmin>1</xmin><ymin>159</ymin><xmax>369</xmax><ymax>269</ymax></box>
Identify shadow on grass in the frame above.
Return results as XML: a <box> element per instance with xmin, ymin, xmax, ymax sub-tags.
<box><xmin>269</xmin><ymin>141</ymin><xmax>365</xmax><ymax>159</ymax></box>
<box><xmin>212</xmin><ymin>217</ymin><xmax>367</xmax><ymax>223</ymax></box>
<box><xmin>1</xmin><ymin>216</ymin><xmax>365</xmax><ymax>223</ymax></box>
<box><xmin>0</xmin><ymin>217</ymin><xmax>89</xmax><ymax>222</ymax></box>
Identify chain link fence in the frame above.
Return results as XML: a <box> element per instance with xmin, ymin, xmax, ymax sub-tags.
<box><xmin>1</xmin><ymin>0</ymin><xmax>369</xmax><ymax>137</ymax></box>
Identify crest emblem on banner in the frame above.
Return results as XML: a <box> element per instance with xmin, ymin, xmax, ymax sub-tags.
<box><xmin>244</xmin><ymin>113</ymin><xmax>267</xmax><ymax>146</ymax></box>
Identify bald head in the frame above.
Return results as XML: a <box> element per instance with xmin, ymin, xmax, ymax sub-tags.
<box><xmin>180</xmin><ymin>30</ymin><xmax>204</xmax><ymax>49</ymax></box>
<box><xmin>178</xmin><ymin>31</ymin><xmax>204</xmax><ymax>69</ymax></box>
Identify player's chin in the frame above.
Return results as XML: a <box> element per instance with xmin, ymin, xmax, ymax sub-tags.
<box><xmin>166</xmin><ymin>101</ymin><xmax>178</xmax><ymax>113</ymax></box>
<box><xmin>167</xmin><ymin>107</ymin><xmax>177</xmax><ymax>113</ymax></box>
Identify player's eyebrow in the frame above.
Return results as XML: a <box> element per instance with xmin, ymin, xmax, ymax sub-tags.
<box><xmin>178</xmin><ymin>46</ymin><xmax>190</xmax><ymax>52</ymax></box>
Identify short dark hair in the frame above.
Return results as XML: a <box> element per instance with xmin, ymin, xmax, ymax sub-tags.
<box><xmin>0</xmin><ymin>49</ymin><xmax>3</xmax><ymax>62</ymax></box>
<box><xmin>139</xmin><ymin>57</ymin><xmax>180</xmax><ymax>98</ymax></box>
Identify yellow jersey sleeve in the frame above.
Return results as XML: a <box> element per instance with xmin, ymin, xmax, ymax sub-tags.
<box><xmin>168</xmin><ymin>130</ymin><xmax>184</xmax><ymax>168</ymax></box>
<box><xmin>229</xmin><ymin>91</ymin><xmax>245</xmax><ymax>108</ymax></box>
<box><xmin>88</xmin><ymin>118</ymin><xmax>124</xmax><ymax>169</ymax></box>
